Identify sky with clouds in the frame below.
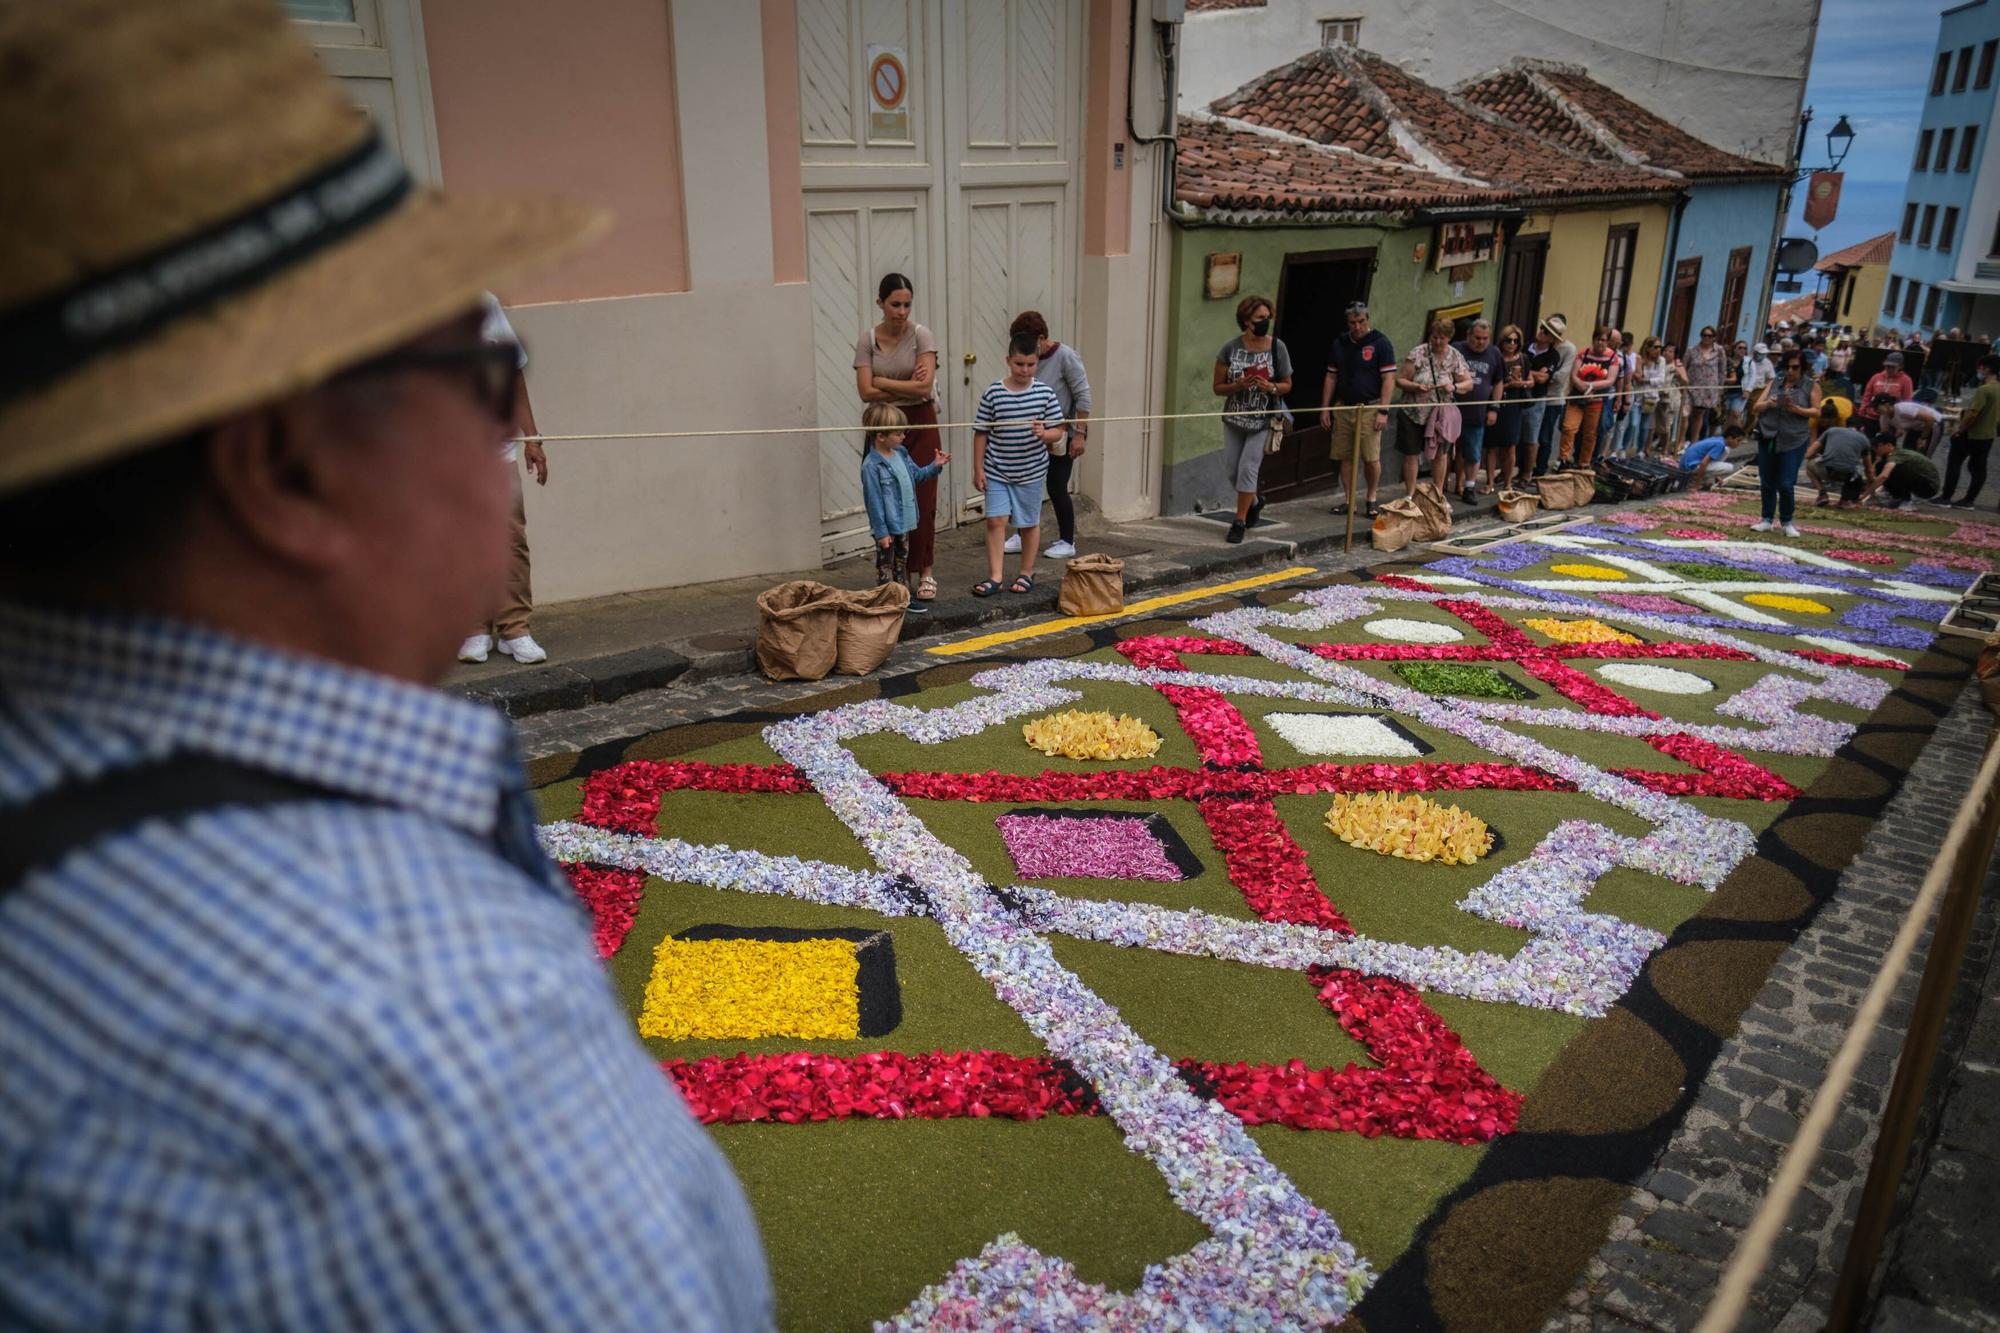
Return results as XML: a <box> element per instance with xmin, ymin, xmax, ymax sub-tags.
<box><xmin>1784</xmin><ymin>0</ymin><xmax>1950</xmax><ymax>257</ymax></box>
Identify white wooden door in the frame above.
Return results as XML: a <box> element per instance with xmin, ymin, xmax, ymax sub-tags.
<box><xmin>805</xmin><ymin>192</ymin><xmax>932</xmax><ymax>558</ymax></box>
<box><xmin>940</xmin><ymin>0</ymin><xmax>1083</xmax><ymax>522</ymax></box>
<box><xmin>797</xmin><ymin>0</ymin><xmax>1081</xmax><ymax>555</ymax></box>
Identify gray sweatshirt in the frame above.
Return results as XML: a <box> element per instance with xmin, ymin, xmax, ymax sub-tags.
<box><xmin>1033</xmin><ymin>342</ymin><xmax>1093</xmax><ymax>436</ymax></box>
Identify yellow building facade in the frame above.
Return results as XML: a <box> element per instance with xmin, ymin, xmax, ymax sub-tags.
<box><xmin>1518</xmin><ymin>202</ymin><xmax>1675</xmax><ymax>340</ymax></box>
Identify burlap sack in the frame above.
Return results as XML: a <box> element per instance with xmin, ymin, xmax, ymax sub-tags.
<box><xmin>1497</xmin><ymin>489</ymin><xmax>1540</xmax><ymax>524</ymax></box>
<box><xmin>1372</xmin><ymin>497</ymin><xmax>1422</xmax><ymax>552</ymax></box>
<box><xmin>1409</xmin><ymin>481</ymin><xmax>1454</xmax><ymax>542</ymax></box>
<box><xmin>1534</xmin><ymin>472</ymin><xmax>1578</xmax><ymax>510</ymax></box>
<box><xmin>1979</xmin><ymin>630</ymin><xmax>2000</xmax><ymax>720</ymax></box>
<box><xmin>1057</xmin><ymin>553</ymin><xmax>1125</xmax><ymax>616</ymax></box>
<box><xmin>1559</xmin><ymin>468</ymin><xmax>1600</xmax><ymax>507</ymax></box>
<box><xmin>833</xmin><ymin>582</ymin><xmax>911</xmax><ymax>676</ymax></box>
<box><xmin>755</xmin><ymin>580</ymin><xmax>842</xmax><ymax>681</ymax></box>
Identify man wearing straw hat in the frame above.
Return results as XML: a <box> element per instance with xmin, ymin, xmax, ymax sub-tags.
<box><xmin>0</xmin><ymin>1</ymin><xmax>769</xmax><ymax>1326</ymax></box>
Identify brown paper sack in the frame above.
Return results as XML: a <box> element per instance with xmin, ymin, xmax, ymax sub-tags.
<box><xmin>1057</xmin><ymin>553</ymin><xmax>1126</xmax><ymax>617</ymax></box>
<box><xmin>833</xmin><ymin>582</ymin><xmax>911</xmax><ymax>675</ymax></box>
<box><xmin>1978</xmin><ymin>630</ymin><xmax>2000</xmax><ymax>720</ymax></box>
<box><xmin>1372</xmin><ymin>497</ymin><xmax>1423</xmax><ymax>552</ymax></box>
<box><xmin>755</xmin><ymin>580</ymin><xmax>844</xmax><ymax>681</ymax></box>
<box><xmin>1496</xmin><ymin>489</ymin><xmax>1540</xmax><ymax>524</ymax></box>
<box><xmin>1408</xmin><ymin>481</ymin><xmax>1454</xmax><ymax>542</ymax></box>
<box><xmin>1559</xmin><ymin>468</ymin><xmax>1599</xmax><ymax>507</ymax></box>
<box><xmin>1535</xmin><ymin>472</ymin><xmax>1578</xmax><ymax>510</ymax></box>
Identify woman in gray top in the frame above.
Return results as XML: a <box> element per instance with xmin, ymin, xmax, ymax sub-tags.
<box><xmin>1750</xmin><ymin>352</ymin><xmax>1822</xmax><ymax>534</ymax></box>
<box><xmin>1211</xmin><ymin>294</ymin><xmax>1293</xmax><ymax>544</ymax></box>
<box><xmin>1010</xmin><ymin>310</ymin><xmax>1092</xmax><ymax>559</ymax></box>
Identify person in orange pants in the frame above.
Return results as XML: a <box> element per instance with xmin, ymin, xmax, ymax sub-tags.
<box><xmin>1561</xmin><ymin>324</ymin><xmax>1620</xmax><ymax>467</ymax></box>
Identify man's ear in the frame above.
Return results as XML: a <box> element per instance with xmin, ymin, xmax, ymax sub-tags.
<box><xmin>201</xmin><ymin>393</ymin><xmax>360</xmax><ymax>571</ymax></box>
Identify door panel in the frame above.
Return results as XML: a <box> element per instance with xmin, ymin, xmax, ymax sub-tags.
<box><xmin>807</xmin><ymin>192</ymin><xmax>931</xmax><ymax>558</ymax></box>
<box><xmin>803</xmin><ymin>0</ymin><xmax>1082</xmax><ymax>552</ymax></box>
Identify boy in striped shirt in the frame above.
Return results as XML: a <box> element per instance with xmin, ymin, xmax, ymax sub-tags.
<box><xmin>972</xmin><ymin>333</ymin><xmax>1068</xmax><ymax>595</ymax></box>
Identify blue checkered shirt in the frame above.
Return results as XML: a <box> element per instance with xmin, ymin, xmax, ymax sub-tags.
<box><xmin>0</xmin><ymin>603</ymin><xmax>771</xmax><ymax>1330</ymax></box>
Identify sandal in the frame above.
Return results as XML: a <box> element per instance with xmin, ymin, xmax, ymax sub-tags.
<box><xmin>1007</xmin><ymin>573</ymin><xmax>1036</xmax><ymax>594</ymax></box>
<box><xmin>917</xmin><ymin>574</ymin><xmax>938</xmax><ymax>600</ymax></box>
<box><xmin>1328</xmin><ymin>501</ymin><xmax>1351</xmax><ymax>516</ymax></box>
<box><xmin>971</xmin><ymin>579</ymin><xmax>1002</xmax><ymax>598</ymax></box>
<box><xmin>1365</xmin><ymin>502</ymin><xmax>1383</xmax><ymax>519</ymax></box>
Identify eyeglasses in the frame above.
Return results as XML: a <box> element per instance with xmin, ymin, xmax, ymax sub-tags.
<box><xmin>1500</xmin><ymin>336</ymin><xmax>1520</xmax><ymax>344</ymax></box>
<box><xmin>340</xmin><ymin>342</ymin><xmax>525</xmax><ymax>425</ymax></box>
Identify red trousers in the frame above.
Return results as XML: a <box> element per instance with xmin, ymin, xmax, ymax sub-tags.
<box><xmin>901</xmin><ymin>400</ymin><xmax>941</xmax><ymax>572</ymax></box>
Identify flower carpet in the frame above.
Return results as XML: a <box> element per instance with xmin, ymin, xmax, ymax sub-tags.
<box><xmin>529</xmin><ymin>492</ymin><xmax>1997</xmax><ymax>1330</ymax></box>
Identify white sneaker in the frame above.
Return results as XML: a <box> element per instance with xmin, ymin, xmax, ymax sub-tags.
<box><xmin>457</xmin><ymin>634</ymin><xmax>492</xmax><ymax>664</ymax></box>
<box><xmin>1749</xmin><ymin>520</ymin><xmax>1773</xmax><ymax>532</ymax></box>
<box><xmin>497</xmin><ymin>633</ymin><xmax>548</xmax><ymax>665</ymax></box>
<box><xmin>1782</xmin><ymin>523</ymin><xmax>1801</xmax><ymax>538</ymax></box>
<box><xmin>1045</xmin><ymin>539</ymin><xmax>1077</xmax><ymax>559</ymax></box>
<box><xmin>1002</xmin><ymin>533</ymin><xmax>1022</xmax><ymax>553</ymax></box>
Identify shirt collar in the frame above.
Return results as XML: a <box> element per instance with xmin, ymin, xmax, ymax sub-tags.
<box><xmin>0</xmin><ymin>600</ymin><xmax>516</xmax><ymax>837</ymax></box>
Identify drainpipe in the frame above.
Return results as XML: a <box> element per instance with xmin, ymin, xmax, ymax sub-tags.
<box><xmin>1652</xmin><ymin>187</ymin><xmax>1692</xmax><ymax>340</ymax></box>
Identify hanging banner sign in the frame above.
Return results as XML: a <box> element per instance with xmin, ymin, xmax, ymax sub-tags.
<box><xmin>1804</xmin><ymin>171</ymin><xmax>1843</xmax><ymax>231</ymax></box>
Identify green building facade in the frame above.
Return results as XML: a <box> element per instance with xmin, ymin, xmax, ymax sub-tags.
<box><xmin>1164</xmin><ymin>219</ymin><xmax>1503</xmax><ymax>514</ymax></box>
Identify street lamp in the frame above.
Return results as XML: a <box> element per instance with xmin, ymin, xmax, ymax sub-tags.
<box><xmin>1793</xmin><ymin>106</ymin><xmax>1857</xmax><ymax>180</ymax></box>
<box><xmin>1826</xmin><ymin>114</ymin><xmax>1855</xmax><ymax>171</ymax></box>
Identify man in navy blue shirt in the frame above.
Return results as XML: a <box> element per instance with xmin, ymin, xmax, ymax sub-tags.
<box><xmin>1319</xmin><ymin>301</ymin><xmax>1397</xmax><ymax>518</ymax></box>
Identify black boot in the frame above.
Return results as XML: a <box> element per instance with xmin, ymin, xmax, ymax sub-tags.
<box><xmin>1226</xmin><ymin>520</ymin><xmax>1246</xmax><ymax>544</ymax></box>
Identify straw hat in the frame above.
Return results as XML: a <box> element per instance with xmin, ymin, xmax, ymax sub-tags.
<box><xmin>1539</xmin><ymin>313</ymin><xmax>1567</xmax><ymax>340</ymax></box>
<box><xmin>0</xmin><ymin>0</ymin><xmax>607</xmax><ymax>495</ymax></box>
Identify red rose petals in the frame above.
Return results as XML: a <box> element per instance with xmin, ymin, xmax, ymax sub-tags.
<box><xmin>1198</xmin><ymin>793</ymin><xmax>1351</xmax><ymax>932</ymax></box>
<box><xmin>563</xmin><ymin>864</ymin><xmax>647</xmax><ymax>957</ymax></box>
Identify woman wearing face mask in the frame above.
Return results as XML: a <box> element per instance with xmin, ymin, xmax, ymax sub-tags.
<box><xmin>1749</xmin><ymin>353</ymin><xmax>1822</xmax><ymax>536</ymax></box>
<box><xmin>1212</xmin><ymin>295</ymin><xmax>1293</xmax><ymax>543</ymax></box>
<box><xmin>856</xmin><ymin>273</ymin><xmax>943</xmax><ymax>603</ymax></box>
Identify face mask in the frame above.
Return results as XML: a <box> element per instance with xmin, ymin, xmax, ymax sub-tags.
<box><xmin>1250</xmin><ymin>318</ymin><xmax>1271</xmax><ymax>337</ymax></box>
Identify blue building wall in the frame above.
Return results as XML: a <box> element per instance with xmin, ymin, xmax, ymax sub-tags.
<box><xmin>1880</xmin><ymin>0</ymin><xmax>2000</xmax><ymax>335</ymax></box>
<box><xmin>1661</xmin><ymin>179</ymin><xmax>1786</xmax><ymax>342</ymax></box>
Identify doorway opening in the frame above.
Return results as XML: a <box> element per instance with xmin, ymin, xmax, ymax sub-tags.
<box><xmin>1270</xmin><ymin>247</ymin><xmax>1375</xmax><ymax>502</ymax></box>
<box><xmin>1496</xmin><ymin>232</ymin><xmax>1547</xmax><ymax>339</ymax></box>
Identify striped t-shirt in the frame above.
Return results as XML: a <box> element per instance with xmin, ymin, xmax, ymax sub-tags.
<box><xmin>975</xmin><ymin>378</ymin><xmax>1061</xmax><ymax>483</ymax></box>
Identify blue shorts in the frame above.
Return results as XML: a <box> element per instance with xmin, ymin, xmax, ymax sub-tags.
<box><xmin>985</xmin><ymin>476</ymin><xmax>1046</xmax><ymax>525</ymax></box>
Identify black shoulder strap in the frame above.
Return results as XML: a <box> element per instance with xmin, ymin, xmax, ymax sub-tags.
<box><xmin>0</xmin><ymin>754</ymin><xmax>344</xmax><ymax>893</ymax></box>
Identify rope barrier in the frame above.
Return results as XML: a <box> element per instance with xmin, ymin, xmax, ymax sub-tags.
<box><xmin>514</xmin><ymin>386</ymin><xmax>1688</xmax><ymax>442</ymax></box>
<box><xmin>1693</xmin><ymin>735</ymin><xmax>2000</xmax><ymax>1332</ymax></box>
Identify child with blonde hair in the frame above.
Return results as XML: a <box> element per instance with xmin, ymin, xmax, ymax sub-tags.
<box><xmin>859</xmin><ymin>403</ymin><xmax>949</xmax><ymax>607</ymax></box>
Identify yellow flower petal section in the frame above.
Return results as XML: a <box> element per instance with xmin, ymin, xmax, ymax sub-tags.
<box><xmin>1325</xmin><ymin>792</ymin><xmax>1494</xmax><ymax>866</ymax></box>
<box><xmin>1549</xmin><ymin>562</ymin><xmax>1629</xmax><ymax>581</ymax></box>
<box><xmin>640</xmin><ymin>937</ymin><xmax>860</xmax><ymax>1040</ymax></box>
<box><xmin>1022</xmin><ymin>709</ymin><xmax>1163</xmax><ymax>761</ymax></box>
<box><xmin>1743</xmin><ymin>593</ymin><xmax>1832</xmax><ymax>614</ymax></box>
<box><xmin>1523</xmin><ymin>617</ymin><xmax>1642</xmax><ymax>645</ymax></box>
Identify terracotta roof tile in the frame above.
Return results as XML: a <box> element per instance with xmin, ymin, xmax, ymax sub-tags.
<box><xmin>1459</xmin><ymin>64</ymin><xmax>1789</xmax><ymax>181</ymax></box>
<box><xmin>1208</xmin><ymin>53</ymin><xmax>1411</xmax><ymax>163</ymax></box>
<box><xmin>1206</xmin><ymin>49</ymin><xmax>1678</xmax><ymax>206</ymax></box>
<box><xmin>1173</xmin><ymin>116</ymin><xmax>1506</xmax><ymax>217</ymax></box>
<box><xmin>1186</xmin><ymin>0</ymin><xmax>1266</xmax><ymax>10</ymax></box>
<box><xmin>1348</xmin><ymin>52</ymin><xmax>1674</xmax><ymax>200</ymax></box>
<box><xmin>1815</xmin><ymin>231</ymin><xmax>1897</xmax><ymax>271</ymax></box>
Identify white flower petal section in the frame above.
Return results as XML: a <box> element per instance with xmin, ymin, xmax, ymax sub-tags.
<box><xmin>1596</xmin><ymin>663</ymin><xmax>1717</xmax><ymax>694</ymax></box>
<box><xmin>1362</xmin><ymin>617</ymin><xmax>1464</xmax><ymax>644</ymax></box>
<box><xmin>1266</xmin><ymin>712</ymin><xmax>1425</xmax><ymax>757</ymax></box>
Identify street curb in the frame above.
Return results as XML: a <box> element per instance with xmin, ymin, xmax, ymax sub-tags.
<box><xmin>450</xmin><ymin>517</ymin><xmax>1504</xmax><ymax>718</ymax></box>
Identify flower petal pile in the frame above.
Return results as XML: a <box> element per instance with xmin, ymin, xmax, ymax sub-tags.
<box><xmin>1325</xmin><ymin>791</ymin><xmax>1494</xmax><ymax>865</ymax></box>
<box><xmin>1021</xmin><ymin>708</ymin><xmax>1162</xmax><ymax>760</ymax></box>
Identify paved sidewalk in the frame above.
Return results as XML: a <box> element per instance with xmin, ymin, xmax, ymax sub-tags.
<box><xmin>448</xmin><ymin>481</ymin><xmax>1493</xmax><ymax>716</ymax></box>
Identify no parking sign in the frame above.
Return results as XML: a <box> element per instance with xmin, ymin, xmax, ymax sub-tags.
<box><xmin>867</xmin><ymin>45</ymin><xmax>908</xmax><ymax>141</ymax></box>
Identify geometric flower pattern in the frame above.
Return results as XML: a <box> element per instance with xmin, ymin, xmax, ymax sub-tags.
<box><xmin>539</xmin><ymin>536</ymin><xmax>1944</xmax><ymax>1327</ymax></box>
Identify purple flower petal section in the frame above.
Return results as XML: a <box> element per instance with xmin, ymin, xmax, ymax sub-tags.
<box><xmin>997</xmin><ymin>813</ymin><xmax>1188</xmax><ymax>882</ymax></box>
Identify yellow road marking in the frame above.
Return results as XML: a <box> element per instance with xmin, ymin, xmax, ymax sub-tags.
<box><xmin>926</xmin><ymin>565</ymin><xmax>1319</xmax><ymax>656</ymax></box>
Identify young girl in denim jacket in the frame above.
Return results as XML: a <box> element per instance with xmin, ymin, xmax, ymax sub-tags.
<box><xmin>859</xmin><ymin>403</ymin><xmax>949</xmax><ymax>605</ymax></box>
